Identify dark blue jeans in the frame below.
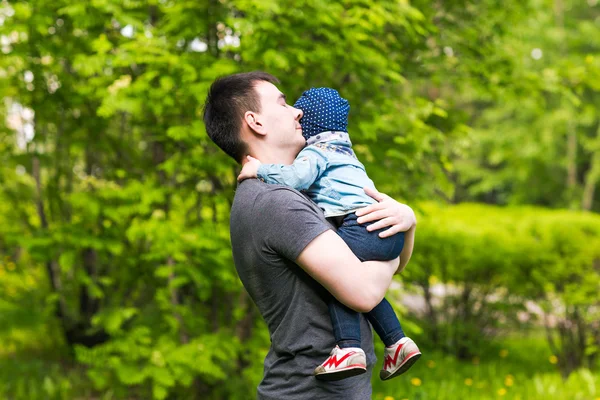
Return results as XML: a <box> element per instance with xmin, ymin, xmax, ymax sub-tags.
<box><xmin>329</xmin><ymin>213</ymin><xmax>405</xmax><ymax>348</ymax></box>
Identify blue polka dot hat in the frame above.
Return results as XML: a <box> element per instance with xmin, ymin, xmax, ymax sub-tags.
<box><xmin>293</xmin><ymin>87</ymin><xmax>349</xmax><ymax>141</ymax></box>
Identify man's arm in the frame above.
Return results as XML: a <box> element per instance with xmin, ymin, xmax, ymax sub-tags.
<box><xmin>254</xmin><ymin>188</ymin><xmax>395</xmax><ymax>313</ymax></box>
<box><xmin>296</xmin><ymin>230</ymin><xmax>399</xmax><ymax>313</ymax></box>
<box><xmin>295</xmin><ymin>187</ymin><xmax>416</xmax><ymax>311</ymax></box>
<box><xmin>259</xmin><ymin>186</ymin><xmax>414</xmax><ymax>313</ymax></box>
<box><xmin>397</xmin><ymin>225</ymin><xmax>415</xmax><ymax>273</ymax></box>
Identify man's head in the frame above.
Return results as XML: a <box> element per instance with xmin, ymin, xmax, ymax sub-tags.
<box><xmin>203</xmin><ymin>71</ymin><xmax>305</xmax><ymax>164</ymax></box>
<box><xmin>294</xmin><ymin>87</ymin><xmax>349</xmax><ymax>141</ymax></box>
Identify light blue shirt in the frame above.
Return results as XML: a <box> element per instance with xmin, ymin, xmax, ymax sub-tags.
<box><xmin>257</xmin><ymin>131</ymin><xmax>376</xmax><ymax>217</ymax></box>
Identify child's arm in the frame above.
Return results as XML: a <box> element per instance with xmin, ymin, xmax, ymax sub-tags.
<box><xmin>238</xmin><ymin>156</ymin><xmax>263</xmax><ymax>181</ymax></box>
<box><xmin>238</xmin><ymin>148</ymin><xmax>327</xmax><ymax>191</ymax></box>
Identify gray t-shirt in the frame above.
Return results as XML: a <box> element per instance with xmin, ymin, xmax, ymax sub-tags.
<box><xmin>230</xmin><ymin>179</ymin><xmax>376</xmax><ymax>400</ymax></box>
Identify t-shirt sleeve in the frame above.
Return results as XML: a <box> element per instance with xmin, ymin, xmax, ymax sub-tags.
<box><xmin>252</xmin><ymin>187</ymin><xmax>331</xmax><ymax>262</ymax></box>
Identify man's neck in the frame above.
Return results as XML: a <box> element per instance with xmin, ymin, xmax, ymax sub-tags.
<box><xmin>250</xmin><ymin>144</ymin><xmax>297</xmax><ymax>165</ymax></box>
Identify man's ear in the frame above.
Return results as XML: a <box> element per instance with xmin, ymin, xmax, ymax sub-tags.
<box><xmin>244</xmin><ymin>111</ymin><xmax>266</xmax><ymax>136</ymax></box>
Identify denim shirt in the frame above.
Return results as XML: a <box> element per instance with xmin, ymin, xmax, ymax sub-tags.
<box><xmin>257</xmin><ymin>131</ymin><xmax>376</xmax><ymax>217</ymax></box>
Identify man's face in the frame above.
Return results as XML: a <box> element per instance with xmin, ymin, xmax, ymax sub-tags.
<box><xmin>254</xmin><ymin>81</ymin><xmax>305</xmax><ymax>154</ymax></box>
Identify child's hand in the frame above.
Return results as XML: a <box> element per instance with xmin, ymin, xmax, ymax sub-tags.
<box><xmin>237</xmin><ymin>155</ymin><xmax>262</xmax><ymax>182</ymax></box>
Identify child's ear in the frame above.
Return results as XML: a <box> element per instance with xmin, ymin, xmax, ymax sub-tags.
<box><xmin>244</xmin><ymin>111</ymin><xmax>266</xmax><ymax>136</ymax></box>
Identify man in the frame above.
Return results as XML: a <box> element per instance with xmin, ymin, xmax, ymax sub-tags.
<box><xmin>203</xmin><ymin>71</ymin><xmax>416</xmax><ymax>399</ymax></box>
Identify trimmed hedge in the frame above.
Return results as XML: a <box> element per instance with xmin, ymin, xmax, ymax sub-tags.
<box><xmin>405</xmin><ymin>203</ymin><xmax>600</xmax><ymax>375</ymax></box>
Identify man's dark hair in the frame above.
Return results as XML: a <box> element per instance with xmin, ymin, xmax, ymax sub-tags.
<box><xmin>203</xmin><ymin>71</ymin><xmax>279</xmax><ymax>163</ymax></box>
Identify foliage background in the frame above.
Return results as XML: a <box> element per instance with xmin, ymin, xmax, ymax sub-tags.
<box><xmin>1</xmin><ymin>0</ymin><xmax>599</xmax><ymax>399</ymax></box>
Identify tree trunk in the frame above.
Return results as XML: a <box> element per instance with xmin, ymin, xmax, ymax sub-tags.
<box><xmin>566</xmin><ymin>124</ymin><xmax>578</xmax><ymax>199</ymax></box>
<box><xmin>555</xmin><ymin>0</ymin><xmax>579</xmax><ymax>208</ymax></box>
<box><xmin>32</xmin><ymin>154</ymin><xmax>69</xmax><ymax>333</ymax></box>
<box><xmin>168</xmin><ymin>256</ymin><xmax>189</xmax><ymax>344</ymax></box>
<box><xmin>70</xmin><ymin>138</ymin><xmax>107</xmax><ymax>347</ymax></box>
<box><xmin>456</xmin><ymin>284</ymin><xmax>472</xmax><ymax>360</ymax></box>
<box><xmin>421</xmin><ymin>281</ymin><xmax>439</xmax><ymax>345</ymax></box>
<box><xmin>581</xmin><ymin>123</ymin><xmax>600</xmax><ymax>210</ymax></box>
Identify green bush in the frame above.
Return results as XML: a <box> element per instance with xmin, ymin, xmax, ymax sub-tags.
<box><xmin>405</xmin><ymin>203</ymin><xmax>600</xmax><ymax>376</ymax></box>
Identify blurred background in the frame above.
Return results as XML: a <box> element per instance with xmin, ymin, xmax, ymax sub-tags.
<box><xmin>1</xmin><ymin>0</ymin><xmax>599</xmax><ymax>399</ymax></box>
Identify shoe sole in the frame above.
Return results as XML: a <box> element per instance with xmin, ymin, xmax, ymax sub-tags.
<box><xmin>380</xmin><ymin>351</ymin><xmax>421</xmax><ymax>381</ymax></box>
<box><xmin>315</xmin><ymin>365</ymin><xmax>367</xmax><ymax>381</ymax></box>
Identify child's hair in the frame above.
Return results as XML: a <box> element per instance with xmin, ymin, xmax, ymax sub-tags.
<box><xmin>294</xmin><ymin>87</ymin><xmax>349</xmax><ymax>141</ymax></box>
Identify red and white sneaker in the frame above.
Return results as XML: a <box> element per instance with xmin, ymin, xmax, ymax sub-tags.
<box><xmin>314</xmin><ymin>346</ymin><xmax>367</xmax><ymax>381</ymax></box>
<box><xmin>380</xmin><ymin>337</ymin><xmax>421</xmax><ymax>380</ymax></box>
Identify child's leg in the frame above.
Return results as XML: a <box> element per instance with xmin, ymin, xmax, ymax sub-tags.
<box><xmin>336</xmin><ymin>212</ymin><xmax>421</xmax><ymax>380</ymax></box>
<box><xmin>368</xmin><ymin>297</ymin><xmax>421</xmax><ymax>381</ymax></box>
<box><xmin>337</xmin><ymin>213</ymin><xmax>405</xmax><ymax>261</ymax></box>
<box><xmin>315</xmin><ymin>297</ymin><xmax>366</xmax><ymax>380</ymax></box>
<box><xmin>328</xmin><ymin>212</ymin><xmax>405</xmax><ymax>348</ymax></box>
<box><xmin>329</xmin><ymin>298</ymin><xmax>361</xmax><ymax>349</ymax></box>
<box><xmin>364</xmin><ymin>298</ymin><xmax>405</xmax><ymax>347</ymax></box>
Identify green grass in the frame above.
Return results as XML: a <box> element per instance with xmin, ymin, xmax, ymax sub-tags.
<box><xmin>0</xmin><ymin>324</ymin><xmax>94</xmax><ymax>400</ymax></box>
<box><xmin>371</xmin><ymin>334</ymin><xmax>599</xmax><ymax>400</ymax></box>
<box><xmin>1</xmin><ymin>326</ymin><xmax>598</xmax><ymax>400</ymax></box>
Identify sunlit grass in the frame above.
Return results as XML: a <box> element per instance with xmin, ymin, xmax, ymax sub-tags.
<box><xmin>1</xmin><ymin>322</ymin><xmax>598</xmax><ymax>399</ymax></box>
<box><xmin>372</xmin><ymin>334</ymin><xmax>599</xmax><ymax>400</ymax></box>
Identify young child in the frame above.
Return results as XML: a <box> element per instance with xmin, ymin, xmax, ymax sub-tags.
<box><xmin>237</xmin><ymin>87</ymin><xmax>421</xmax><ymax>381</ymax></box>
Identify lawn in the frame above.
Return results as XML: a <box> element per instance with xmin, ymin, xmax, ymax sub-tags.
<box><xmin>372</xmin><ymin>334</ymin><xmax>599</xmax><ymax>400</ymax></box>
<box><xmin>1</xmin><ymin>324</ymin><xmax>598</xmax><ymax>400</ymax></box>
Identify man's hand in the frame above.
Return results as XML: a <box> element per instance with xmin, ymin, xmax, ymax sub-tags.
<box><xmin>237</xmin><ymin>155</ymin><xmax>262</xmax><ymax>182</ymax></box>
<box><xmin>355</xmin><ymin>187</ymin><xmax>416</xmax><ymax>238</ymax></box>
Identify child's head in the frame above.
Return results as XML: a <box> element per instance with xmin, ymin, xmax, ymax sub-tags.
<box><xmin>293</xmin><ymin>87</ymin><xmax>349</xmax><ymax>142</ymax></box>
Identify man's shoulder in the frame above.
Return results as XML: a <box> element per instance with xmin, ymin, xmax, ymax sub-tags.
<box><xmin>232</xmin><ymin>180</ymin><xmax>320</xmax><ymax>225</ymax></box>
<box><xmin>231</xmin><ymin>179</ymin><xmax>330</xmax><ymax>263</ymax></box>
<box><xmin>234</xmin><ymin>179</ymin><xmax>312</xmax><ymax>206</ymax></box>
